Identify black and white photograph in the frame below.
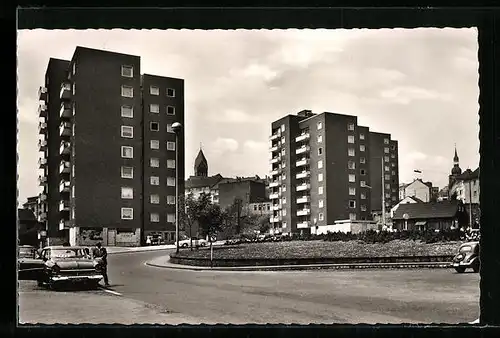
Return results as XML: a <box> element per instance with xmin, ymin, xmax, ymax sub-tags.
<box><xmin>17</xmin><ymin>27</ymin><xmax>481</xmax><ymax>325</ymax></box>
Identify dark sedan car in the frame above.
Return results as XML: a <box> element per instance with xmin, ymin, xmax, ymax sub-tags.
<box><xmin>452</xmin><ymin>241</ymin><xmax>480</xmax><ymax>273</ymax></box>
<box><xmin>18</xmin><ymin>245</ymin><xmax>41</xmax><ymax>280</ymax></box>
<box><xmin>36</xmin><ymin>246</ymin><xmax>104</xmax><ymax>289</ymax></box>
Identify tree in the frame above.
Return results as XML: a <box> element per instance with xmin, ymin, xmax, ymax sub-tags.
<box><xmin>198</xmin><ymin>202</ymin><xmax>225</xmax><ymax>244</ymax></box>
<box><xmin>179</xmin><ymin>192</ymin><xmax>212</xmax><ymax>250</ymax></box>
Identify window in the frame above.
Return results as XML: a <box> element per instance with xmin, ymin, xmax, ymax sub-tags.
<box><xmin>349</xmin><ymin>200</ymin><xmax>356</xmax><ymax>208</ymax></box>
<box><xmin>319</xmin><ymin>200</ymin><xmax>324</xmax><ymax>208</ymax></box>
<box><xmin>121</xmin><ymin>65</ymin><xmax>133</xmax><ymax>77</ymax></box>
<box><xmin>71</xmin><ymin>208</ymin><xmax>75</xmax><ymax>220</ymax></box>
<box><xmin>318</xmin><ymin>147</ymin><xmax>323</xmax><ymax>156</ymax></box>
<box><xmin>150</xmin><ymin>86</ymin><xmax>160</xmax><ymax>95</ymax></box>
<box><xmin>72</xmin><ymin>165</ymin><xmax>75</xmax><ymax>178</ymax></box>
<box><xmin>150</xmin><ymin>104</ymin><xmax>160</xmax><ymax>113</ymax></box>
<box><xmin>347</xmin><ymin>123</ymin><xmax>355</xmax><ymax>131</ymax></box>
<box><xmin>281</xmin><ymin>124</ymin><xmax>285</xmax><ymax>132</ymax></box>
<box><xmin>318</xmin><ymin>186</ymin><xmax>324</xmax><ymax>195</ymax></box>
<box><xmin>121</xmin><ymin>187</ymin><xmax>133</xmax><ymax>199</ymax></box>
<box><xmin>317</xmin><ymin>122</ymin><xmax>323</xmax><ymax>130</ymax></box>
<box><xmin>361</xmin><ymin>192</ymin><xmax>366</xmax><ymax>200</ymax></box>
<box><xmin>361</xmin><ymin>180</ymin><xmax>366</xmax><ymax>187</ymax></box>
<box><xmin>72</xmin><ymin>83</ymin><xmax>76</xmax><ymax>95</ymax></box>
<box><xmin>317</xmin><ymin>135</ymin><xmax>323</xmax><ymax>143</ymax></box>
<box><xmin>150</xmin><ymin>158</ymin><xmax>160</xmax><ymax>167</ymax></box>
<box><xmin>349</xmin><ymin>174</ymin><xmax>356</xmax><ymax>183</ymax></box>
<box><xmin>72</xmin><ymin>63</ymin><xmax>76</xmax><ymax>75</ymax></box>
<box><xmin>121</xmin><ymin>208</ymin><xmax>133</xmax><ymax>220</ymax></box>
<box><xmin>150</xmin><ymin>213</ymin><xmax>160</xmax><ymax>222</ymax></box>
<box><xmin>360</xmin><ymin>157</ymin><xmax>366</xmax><ymax>164</ymax></box>
<box><xmin>121</xmin><ymin>85</ymin><xmax>133</xmax><ymax>98</ymax></box>
<box><xmin>166</xmin><ymin>123</ymin><xmax>174</xmax><ymax>133</ymax></box>
<box><xmin>150</xmin><ymin>122</ymin><xmax>159</xmax><ymax>131</ymax></box>
<box><xmin>348</xmin><ymin>148</ymin><xmax>355</xmax><ymax>156</ymax></box>
<box><xmin>121</xmin><ymin>166</ymin><xmax>133</xmax><ymax>179</ymax></box>
<box><xmin>282</xmin><ymin>209</ymin><xmax>287</xmax><ymax>216</ymax></box>
<box><xmin>282</xmin><ymin>185</ymin><xmax>287</xmax><ymax>192</ymax></box>
<box><xmin>281</xmin><ymin>136</ymin><xmax>285</xmax><ymax>143</ymax></box>
<box><xmin>282</xmin><ymin>197</ymin><xmax>287</xmax><ymax>204</ymax></box>
<box><xmin>121</xmin><ymin>146</ymin><xmax>133</xmax><ymax>158</ymax></box>
<box><xmin>166</xmin><ymin>106</ymin><xmax>175</xmax><ymax>115</ymax></box>
<box><xmin>385</xmin><ymin>184</ymin><xmax>391</xmax><ymax>190</ymax></box>
<box><xmin>349</xmin><ymin>213</ymin><xmax>357</xmax><ymax>220</ymax></box>
<box><xmin>319</xmin><ymin>213</ymin><xmax>324</xmax><ymax>221</ymax></box>
<box><xmin>167</xmin><ymin>177</ymin><xmax>176</xmax><ymax>186</ymax></box>
<box><xmin>282</xmin><ymin>161</ymin><xmax>286</xmax><ymax>168</ymax></box>
<box><xmin>281</xmin><ymin>148</ymin><xmax>286</xmax><ymax>156</ymax></box>
<box><xmin>384</xmin><ymin>156</ymin><xmax>390</xmax><ymax>162</ymax></box>
<box><xmin>167</xmin><ymin>141</ymin><xmax>176</xmax><ymax>151</ymax></box>
<box><xmin>384</xmin><ymin>147</ymin><xmax>390</xmax><ymax>154</ymax></box>
<box><xmin>348</xmin><ymin>135</ymin><xmax>355</xmax><ymax>143</ymax></box>
<box><xmin>391</xmin><ymin>154</ymin><xmax>396</xmax><ymax>159</ymax></box>
<box><xmin>166</xmin><ymin>196</ymin><xmax>175</xmax><ymax>204</ymax></box>
<box><xmin>121</xmin><ymin>105</ymin><xmax>133</xmax><ymax>118</ymax></box>
<box><xmin>360</xmin><ymin>133</ymin><xmax>365</xmax><ymax>140</ymax></box>
<box><xmin>167</xmin><ymin>88</ymin><xmax>175</xmax><ymax>97</ymax></box>
<box><xmin>385</xmin><ymin>193</ymin><xmax>391</xmax><ymax>198</ymax></box>
<box><xmin>167</xmin><ymin>159</ymin><xmax>176</xmax><ymax>169</ymax></box>
<box><xmin>318</xmin><ymin>160</ymin><xmax>323</xmax><ymax>169</ymax></box>
<box><xmin>167</xmin><ymin>214</ymin><xmax>175</xmax><ymax>223</ymax></box>
<box><xmin>349</xmin><ymin>187</ymin><xmax>356</xmax><ymax>195</ymax></box>
<box><xmin>72</xmin><ymin>185</ymin><xmax>75</xmax><ymax>198</ymax></box>
<box><xmin>392</xmin><ymin>163</ymin><xmax>396</xmax><ymax>167</ymax></box>
<box><xmin>385</xmin><ymin>174</ymin><xmax>391</xmax><ymax>180</ymax></box>
<box><xmin>150</xmin><ymin>140</ymin><xmax>160</xmax><ymax>149</ymax></box>
<box><xmin>392</xmin><ymin>196</ymin><xmax>397</xmax><ymax>201</ymax></box>
<box><xmin>359</xmin><ymin>145</ymin><xmax>365</xmax><ymax>152</ymax></box>
<box><xmin>360</xmin><ymin>169</ymin><xmax>366</xmax><ymax>175</ymax></box>
<box><xmin>384</xmin><ymin>138</ymin><xmax>390</xmax><ymax>144</ymax></box>
<box><xmin>361</xmin><ymin>205</ymin><xmax>367</xmax><ymax>211</ymax></box>
<box><xmin>150</xmin><ymin>176</ymin><xmax>159</xmax><ymax>185</ymax></box>
<box><xmin>282</xmin><ymin>222</ymin><xmax>287</xmax><ymax>228</ymax></box>
<box><xmin>318</xmin><ymin>173</ymin><xmax>323</xmax><ymax>182</ymax></box>
<box><xmin>121</xmin><ymin>126</ymin><xmax>134</xmax><ymax>138</ymax></box>
<box><xmin>150</xmin><ymin>194</ymin><xmax>160</xmax><ymax>204</ymax></box>
<box><xmin>282</xmin><ymin>173</ymin><xmax>286</xmax><ymax>180</ymax></box>
<box><xmin>348</xmin><ymin>161</ymin><xmax>356</xmax><ymax>170</ymax></box>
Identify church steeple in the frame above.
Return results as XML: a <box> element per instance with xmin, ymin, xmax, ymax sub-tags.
<box><xmin>451</xmin><ymin>144</ymin><xmax>462</xmax><ymax>176</ymax></box>
<box><xmin>194</xmin><ymin>145</ymin><xmax>208</xmax><ymax>177</ymax></box>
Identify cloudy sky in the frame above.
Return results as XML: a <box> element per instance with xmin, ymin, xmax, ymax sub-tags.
<box><xmin>17</xmin><ymin>28</ymin><xmax>479</xmax><ymax>205</ymax></box>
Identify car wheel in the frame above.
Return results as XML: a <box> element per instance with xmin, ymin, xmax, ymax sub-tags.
<box><xmin>201</xmin><ymin>242</ymin><xmax>206</xmax><ymax>247</ymax></box>
<box><xmin>36</xmin><ymin>280</ymin><xmax>43</xmax><ymax>287</ymax></box>
<box><xmin>455</xmin><ymin>267</ymin><xmax>466</xmax><ymax>273</ymax></box>
<box><xmin>182</xmin><ymin>243</ymin><xmax>188</xmax><ymax>248</ymax></box>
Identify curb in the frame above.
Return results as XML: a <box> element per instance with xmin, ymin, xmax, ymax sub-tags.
<box><xmin>145</xmin><ymin>259</ymin><xmax>453</xmax><ymax>272</ymax></box>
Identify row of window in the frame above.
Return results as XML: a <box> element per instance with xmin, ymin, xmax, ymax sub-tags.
<box><xmin>120</xmin><ymin>167</ymin><xmax>176</xmax><ymax>183</ymax></box>
<box><xmin>120</xmin><ymin>207</ymin><xmax>175</xmax><ymax>222</ymax></box>
<box><xmin>121</xmin><ymin>145</ymin><xmax>176</xmax><ymax>160</ymax></box>
<box><xmin>120</xmin><ymin>65</ymin><xmax>177</xmax><ymax>97</ymax></box>
<box><xmin>120</xmin><ymin>187</ymin><xmax>176</xmax><ymax>204</ymax></box>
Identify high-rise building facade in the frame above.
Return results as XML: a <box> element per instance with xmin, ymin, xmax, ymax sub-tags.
<box><xmin>37</xmin><ymin>47</ymin><xmax>185</xmax><ymax>247</ymax></box>
<box><xmin>269</xmin><ymin>110</ymin><xmax>399</xmax><ymax>235</ymax></box>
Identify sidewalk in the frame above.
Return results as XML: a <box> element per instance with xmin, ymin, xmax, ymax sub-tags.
<box><xmin>106</xmin><ymin>241</ymin><xmax>225</xmax><ymax>254</ymax></box>
<box><xmin>146</xmin><ymin>255</ymin><xmax>453</xmax><ymax>272</ymax></box>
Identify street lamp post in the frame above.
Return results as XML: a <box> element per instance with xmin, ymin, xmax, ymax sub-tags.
<box><xmin>171</xmin><ymin>122</ymin><xmax>182</xmax><ymax>254</ymax></box>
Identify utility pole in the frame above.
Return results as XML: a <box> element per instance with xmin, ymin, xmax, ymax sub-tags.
<box><xmin>381</xmin><ymin>157</ymin><xmax>386</xmax><ymax>227</ymax></box>
<box><xmin>468</xmin><ymin>180</ymin><xmax>473</xmax><ymax>228</ymax></box>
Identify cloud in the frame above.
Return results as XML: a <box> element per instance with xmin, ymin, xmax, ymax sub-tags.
<box><xmin>210</xmin><ymin>137</ymin><xmax>239</xmax><ymax>154</ymax></box>
<box><xmin>211</xmin><ymin>109</ymin><xmax>257</xmax><ymax>124</ymax></box>
<box><xmin>379</xmin><ymin>86</ymin><xmax>451</xmax><ymax>104</ymax></box>
<box><xmin>243</xmin><ymin>140</ymin><xmax>268</xmax><ymax>152</ymax></box>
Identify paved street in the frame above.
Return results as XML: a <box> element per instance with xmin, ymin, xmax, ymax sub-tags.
<box><xmin>18</xmin><ymin>250</ymin><xmax>480</xmax><ymax>324</ymax></box>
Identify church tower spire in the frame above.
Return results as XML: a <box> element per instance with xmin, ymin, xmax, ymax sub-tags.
<box><xmin>194</xmin><ymin>144</ymin><xmax>208</xmax><ymax>177</ymax></box>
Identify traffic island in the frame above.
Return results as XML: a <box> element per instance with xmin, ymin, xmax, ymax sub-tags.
<box><xmin>160</xmin><ymin>239</ymin><xmax>461</xmax><ymax>271</ymax></box>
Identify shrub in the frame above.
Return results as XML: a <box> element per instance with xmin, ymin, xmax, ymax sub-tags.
<box><xmin>320</xmin><ymin>228</ymin><xmax>463</xmax><ymax>244</ymax></box>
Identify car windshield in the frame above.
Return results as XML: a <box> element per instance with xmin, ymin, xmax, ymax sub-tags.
<box><xmin>19</xmin><ymin>248</ymin><xmax>34</xmax><ymax>258</ymax></box>
<box><xmin>460</xmin><ymin>245</ymin><xmax>472</xmax><ymax>253</ymax></box>
<box><xmin>51</xmin><ymin>248</ymin><xmax>86</xmax><ymax>258</ymax></box>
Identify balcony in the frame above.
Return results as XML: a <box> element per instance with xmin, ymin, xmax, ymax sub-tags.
<box><xmin>269</xmin><ymin>181</ymin><xmax>280</xmax><ymax>188</ymax></box>
<box><xmin>59</xmin><ymin>219</ymin><xmax>71</xmax><ymax>231</ymax></box>
<box><xmin>60</xmin><ymin>82</ymin><xmax>71</xmax><ymax>100</ymax></box>
<box><xmin>271</xmin><ymin>204</ymin><xmax>282</xmax><ymax>211</ymax></box>
<box><xmin>297</xmin><ymin>221</ymin><xmax>311</xmax><ymax>229</ymax></box>
<box><xmin>297</xmin><ymin>208</ymin><xmax>311</xmax><ymax>216</ymax></box>
<box><xmin>60</xmin><ymin>102</ymin><xmax>72</xmax><ymax>119</ymax></box>
<box><xmin>38</xmin><ymin>175</ymin><xmax>47</xmax><ymax>186</ymax></box>
<box><xmin>296</xmin><ymin>183</ymin><xmax>311</xmax><ymax>192</ymax></box>
<box><xmin>38</xmin><ymin>86</ymin><xmax>48</xmax><ymax>100</ymax></box>
<box><xmin>296</xmin><ymin>196</ymin><xmax>310</xmax><ymax>204</ymax></box>
<box><xmin>59</xmin><ymin>121</ymin><xmax>71</xmax><ymax>137</ymax></box>
<box><xmin>270</xmin><ymin>169</ymin><xmax>280</xmax><ymax>176</ymax></box>
<box><xmin>296</xmin><ymin>158</ymin><xmax>309</xmax><ymax>167</ymax></box>
<box><xmin>270</xmin><ymin>156</ymin><xmax>280</xmax><ymax>164</ymax></box>
<box><xmin>38</xmin><ymin>139</ymin><xmax>47</xmax><ymax>151</ymax></box>
<box><xmin>269</xmin><ymin>132</ymin><xmax>280</xmax><ymax>141</ymax></box>
<box><xmin>38</xmin><ymin>158</ymin><xmax>47</xmax><ymax>168</ymax></box>
<box><xmin>59</xmin><ymin>200</ymin><xmax>70</xmax><ymax>212</ymax></box>
<box><xmin>296</xmin><ymin>170</ymin><xmax>310</xmax><ymax>179</ymax></box>
<box><xmin>295</xmin><ymin>133</ymin><xmax>310</xmax><ymax>142</ymax></box>
<box><xmin>38</xmin><ymin>102</ymin><xmax>47</xmax><ymax>117</ymax></box>
<box><xmin>59</xmin><ymin>180</ymin><xmax>70</xmax><ymax>193</ymax></box>
<box><xmin>296</xmin><ymin>146</ymin><xmax>310</xmax><ymax>155</ymax></box>
<box><xmin>39</xmin><ymin>193</ymin><xmax>47</xmax><ymax>202</ymax></box>
<box><xmin>270</xmin><ymin>216</ymin><xmax>282</xmax><ymax>223</ymax></box>
<box><xmin>60</xmin><ymin>141</ymin><xmax>71</xmax><ymax>155</ymax></box>
<box><xmin>270</xmin><ymin>145</ymin><xmax>279</xmax><ymax>152</ymax></box>
<box><xmin>269</xmin><ymin>193</ymin><xmax>280</xmax><ymax>199</ymax></box>
<box><xmin>38</xmin><ymin>121</ymin><xmax>47</xmax><ymax>134</ymax></box>
<box><xmin>59</xmin><ymin>160</ymin><xmax>70</xmax><ymax>174</ymax></box>
<box><xmin>38</xmin><ymin>212</ymin><xmax>47</xmax><ymax>222</ymax></box>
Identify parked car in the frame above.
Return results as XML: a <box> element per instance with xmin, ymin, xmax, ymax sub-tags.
<box><xmin>452</xmin><ymin>241</ymin><xmax>480</xmax><ymax>273</ymax></box>
<box><xmin>175</xmin><ymin>237</ymin><xmax>207</xmax><ymax>248</ymax></box>
<box><xmin>18</xmin><ymin>245</ymin><xmax>42</xmax><ymax>280</ymax></box>
<box><xmin>36</xmin><ymin>246</ymin><xmax>105</xmax><ymax>289</ymax></box>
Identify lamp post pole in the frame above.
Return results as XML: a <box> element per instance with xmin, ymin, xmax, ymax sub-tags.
<box><xmin>468</xmin><ymin>180</ymin><xmax>473</xmax><ymax>228</ymax></box>
<box><xmin>172</xmin><ymin>122</ymin><xmax>182</xmax><ymax>254</ymax></box>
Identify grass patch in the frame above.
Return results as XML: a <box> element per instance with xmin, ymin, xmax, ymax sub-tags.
<box><xmin>173</xmin><ymin>239</ymin><xmax>462</xmax><ymax>260</ymax></box>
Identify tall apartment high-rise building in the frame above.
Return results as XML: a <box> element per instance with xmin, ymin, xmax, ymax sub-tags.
<box><xmin>269</xmin><ymin>110</ymin><xmax>399</xmax><ymax>235</ymax></box>
<box><xmin>37</xmin><ymin>47</ymin><xmax>185</xmax><ymax>247</ymax></box>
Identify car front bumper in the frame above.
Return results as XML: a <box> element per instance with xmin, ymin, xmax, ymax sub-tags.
<box><xmin>51</xmin><ymin>274</ymin><xmax>103</xmax><ymax>282</ymax></box>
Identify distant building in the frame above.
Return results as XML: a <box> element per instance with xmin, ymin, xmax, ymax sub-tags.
<box><xmin>398</xmin><ymin>179</ymin><xmax>433</xmax><ymax>203</ymax></box>
<box><xmin>218</xmin><ymin>178</ymin><xmax>268</xmax><ymax>211</ymax></box>
<box><xmin>390</xmin><ymin>195</ymin><xmax>423</xmax><ymax>218</ymax></box>
<box><xmin>449</xmin><ymin>167</ymin><xmax>480</xmax><ymax>227</ymax></box>
<box><xmin>248</xmin><ymin>200</ymin><xmax>273</xmax><ymax>216</ymax></box>
<box><xmin>18</xmin><ymin>208</ymin><xmax>42</xmax><ymax>246</ymax></box>
<box><xmin>392</xmin><ymin>200</ymin><xmax>468</xmax><ymax>231</ymax></box>
<box><xmin>22</xmin><ymin>196</ymin><xmax>41</xmax><ymax>222</ymax></box>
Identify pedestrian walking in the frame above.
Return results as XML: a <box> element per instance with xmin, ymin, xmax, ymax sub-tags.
<box><xmin>93</xmin><ymin>242</ymin><xmax>109</xmax><ymax>286</ymax></box>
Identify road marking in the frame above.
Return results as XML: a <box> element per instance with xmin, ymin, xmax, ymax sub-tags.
<box><xmin>99</xmin><ymin>287</ymin><xmax>122</xmax><ymax>296</ymax></box>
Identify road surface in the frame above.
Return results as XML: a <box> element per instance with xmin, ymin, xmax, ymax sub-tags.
<box><xmin>102</xmin><ymin>250</ymin><xmax>479</xmax><ymax>324</ymax></box>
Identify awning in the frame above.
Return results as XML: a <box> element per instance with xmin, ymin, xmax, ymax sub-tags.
<box><xmin>415</xmin><ymin>221</ymin><xmax>427</xmax><ymax>226</ymax></box>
